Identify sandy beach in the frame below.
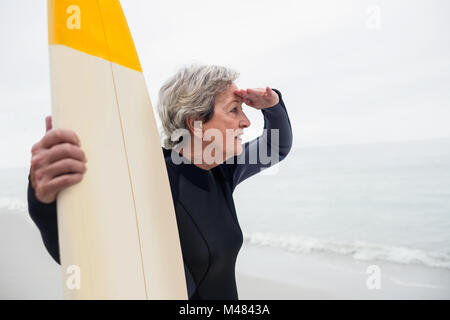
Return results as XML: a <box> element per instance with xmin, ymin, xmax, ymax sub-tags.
<box><xmin>237</xmin><ymin>273</ymin><xmax>335</xmax><ymax>300</ymax></box>
<box><xmin>236</xmin><ymin>245</ymin><xmax>450</xmax><ymax>300</ymax></box>
<box><xmin>1</xmin><ymin>213</ymin><xmax>449</xmax><ymax>300</ymax></box>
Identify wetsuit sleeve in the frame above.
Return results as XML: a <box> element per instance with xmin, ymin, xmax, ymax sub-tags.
<box><xmin>27</xmin><ymin>173</ymin><xmax>61</xmax><ymax>264</ymax></box>
<box><xmin>226</xmin><ymin>89</ymin><xmax>293</xmax><ymax>192</ymax></box>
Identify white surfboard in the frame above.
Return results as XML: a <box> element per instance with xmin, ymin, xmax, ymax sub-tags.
<box><xmin>48</xmin><ymin>0</ymin><xmax>187</xmax><ymax>299</ymax></box>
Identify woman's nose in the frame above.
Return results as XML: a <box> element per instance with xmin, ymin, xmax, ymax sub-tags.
<box><xmin>240</xmin><ymin>113</ymin><xmax>251</xmax><ymax>128</ymax></box>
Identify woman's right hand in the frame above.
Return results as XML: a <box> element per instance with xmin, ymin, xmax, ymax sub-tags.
<box><xmin>30</xmin><ymin>116</ymin><xmax>88</xmax><ymax>204</ymax></box>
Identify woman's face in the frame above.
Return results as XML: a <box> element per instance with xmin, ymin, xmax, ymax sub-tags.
<box><xmin>201</xmin><ymin>83</ymin><xmax>251</xmax><ymax>162</ymax></box>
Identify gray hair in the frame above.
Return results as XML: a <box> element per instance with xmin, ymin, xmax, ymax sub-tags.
<box><xmin>157</xmin><ymin>64</ymin><xmax>240</xmax><ymax>149</ymax></box>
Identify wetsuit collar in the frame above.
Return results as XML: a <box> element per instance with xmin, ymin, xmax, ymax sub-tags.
<box><xmin>163</xmin><ymin>147</ymin><xmax>212</xmax><ymax>191</ymax></box>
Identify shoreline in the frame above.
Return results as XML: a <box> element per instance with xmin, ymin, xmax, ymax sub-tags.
<box><xmin>1</xmin><ymin>213</ymin><xmax>449</xmax><ymax>299</ymax></box>
<box><xmin>236</xmin><ymin>244</ymin><xmax>450</xmax><ymax>300</ymax></box>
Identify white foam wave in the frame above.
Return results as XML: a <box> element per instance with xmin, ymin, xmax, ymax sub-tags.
<box><xmin>0</xmin><ymin>197</ymin><xmax>28</xmax><ymax>213</ymax></box>
<box><xmin>243</xmin><ymin>232</ymin><xmax>450</xmax><ymax>270</ymax></box>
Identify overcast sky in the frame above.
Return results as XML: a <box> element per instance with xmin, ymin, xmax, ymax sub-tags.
<box><xmin>1</xmin><ymin>0</ymin><xmax>449</xmax><ymax>169</ymax></box>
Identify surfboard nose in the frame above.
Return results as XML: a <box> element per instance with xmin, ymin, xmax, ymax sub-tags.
<box><xmin>48</xmin><ymin>0</ymin><xmax>142</xmax><ymax>72</ymax></box>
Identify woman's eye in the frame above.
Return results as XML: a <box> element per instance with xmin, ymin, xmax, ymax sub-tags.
<box><xmin>231</xmin><ymin>107</ymin><xmax>238</xmax><ymax>113</ymax></box>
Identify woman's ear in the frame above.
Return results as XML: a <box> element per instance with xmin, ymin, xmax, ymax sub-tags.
<box><xmin>186</xmin><ymin>116</ymin><xmax>194</xmax><ymax>135</ymax></box>
<box><xmin>186</xmin><ymin>116</ymin><xmax>203</xmax><ymax>139</ymax></box>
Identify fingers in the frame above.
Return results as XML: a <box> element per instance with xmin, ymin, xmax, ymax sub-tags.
<box><xmin>233</xmin><ymin>89</ymin><xmax>251</xmax><ymax>106</ymax></box>
<box><xmin>234</xmin><ymin>87</ymin><xmax>274</xmax><ymax>108</ymax></box>
<box><xmin>36</xmin><ymin>173</ymin><xmax>84</xmax><ymax>203</ymax></box>
<box><xmin>32</xmin><ymin>148</ymin><xmax>87</xmax><ymax>203</ymax></box>
<box><xmin>246</xmin><ymin>88</ymin><xmax>266</xmax><ymax>96</ymax></box>
<box><xmin>41</xmin><ymin>128</ymin><xmax>81</xmax><ymax>150</ymax></box>
<box><xmin>235</xmin><ymin>88</ymin><xmax>266</xmax><ymax>99</ymax></box>
<box><xmin>45</xmin><ymin>116</ymin><xmax>52</xmax><ymax>133</ymax></box>
<box><xmin>35</xmin><ymin>158</ymin><xmax>86</xmax><ymax>183</ymax></box>
<box><xmin>48</xmin><ymin>143</ymin><xmax>87</xmax><ymax>164</ymax></box>
<box><xmin>245</xmin><ymin>88</ymin><xmax>264</xmax><ymax>106</ymax></box>
<box><xmin>235</xmin><ymin>89</ymin><xmax>255</xmax><ymax>102</ymax></box>
<box><xmin>243</xmin><ymin>98</ymin><xmax>253</xmax><ymax>106</ymax></box>
<box><xmin>48</xmin><ymin>173</ymin><xmax>84</xmax><ymax>193</ymax></box>
<box><xmin>30</xmin><ymin>125</ymin><xmax>85</xmax><ymax>203</ymax></box>
<box><xmin>246</xmin><ymin>88</ymin><xmax>256</xmax><ymax>95</ymax></box>
<box><xmin>234</xmin><ymin>89</ymin><xmax>246</xmax><ymax>99</ymax></box>
<box><xmin>31</xmin><ymin>143</ymin><xmax>87</xmax><ymax>169</ymax></box>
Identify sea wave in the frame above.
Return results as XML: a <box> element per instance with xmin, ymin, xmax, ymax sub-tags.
<box><xmin>0</xmin><ymin>197</ymin><xmax>27</xmax><ymax>213</ymax></box>
<box><xmin>243</xmin><ymin>232</ymin><xmax>450</xmax><ymax>270</ymax></box>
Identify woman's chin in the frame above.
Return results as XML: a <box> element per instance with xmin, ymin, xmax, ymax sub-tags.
<box><xmin>235</xmin><ymin>142</ymin><xmax>243</xmax><ymax>156</ymax></box>
<box><xmin>223</xmin><ymin>138</ymin><xmax>243</xmax><ymax>158</ymax></box>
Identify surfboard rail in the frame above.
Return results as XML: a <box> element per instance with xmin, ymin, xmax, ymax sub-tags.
<box><xmin>48</xmin><ymin>0</ymin><xmax>187</xmax><ymax>299</ymax></box>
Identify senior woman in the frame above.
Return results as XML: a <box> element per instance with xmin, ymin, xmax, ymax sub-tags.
<box><xmin>27</xmin><ymin>65</ymin><xmax>293</xmax><ymax>300</ymax></box>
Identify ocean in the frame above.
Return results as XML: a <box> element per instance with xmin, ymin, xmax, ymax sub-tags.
<box><xmin>234</xmin><ymin>138</ymin><xmax>450</xmax><ymax>271</ymax></box>
<box><xmin>1</xmin><ymin>137</ymin><xmax>449</xmax><ymax>298</ymax></box>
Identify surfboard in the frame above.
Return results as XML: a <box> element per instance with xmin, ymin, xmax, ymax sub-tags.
<box><xmin>47</xmin><ymin>0</ymin><xmax>187</xmax><ymax>299</ymax></box>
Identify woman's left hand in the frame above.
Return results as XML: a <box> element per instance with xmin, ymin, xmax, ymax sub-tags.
<box><xmin>234</xmin><ymin>87</ymin><xmax>279</xmax><ymax>110</ymax></box>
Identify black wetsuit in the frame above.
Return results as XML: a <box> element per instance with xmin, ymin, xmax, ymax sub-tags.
<box><xmin>27</xmin><ymin>89</ymin><xmax>293</xmax><ymax>300</ymax></box>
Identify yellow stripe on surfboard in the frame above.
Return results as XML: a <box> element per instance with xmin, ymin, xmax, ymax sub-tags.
<box><xmin>48</xmin><ymin>0</ymin><xmax>142</xmax><ymax>72</ymax></box>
